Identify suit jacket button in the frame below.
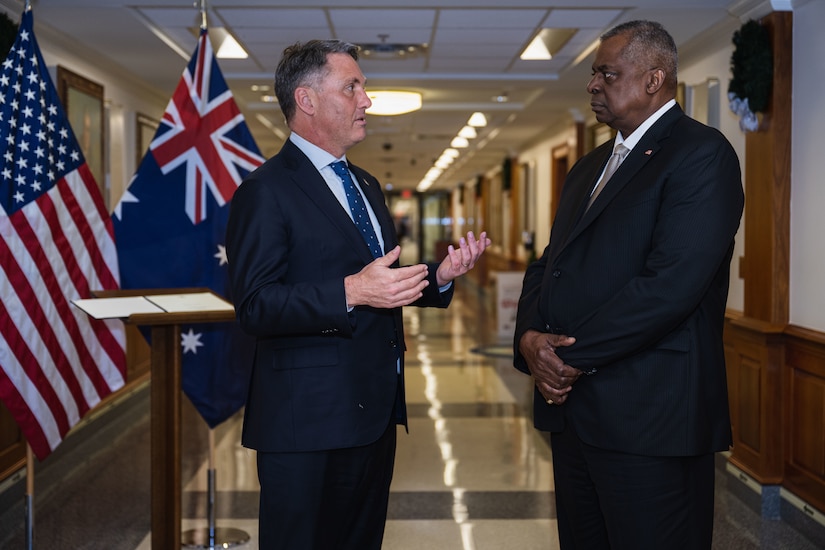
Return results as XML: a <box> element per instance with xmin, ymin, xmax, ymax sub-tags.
<box><xmin>552</xmin><ymin>270</ymin><xmax>561</xmax><ymax>278</ymax></box>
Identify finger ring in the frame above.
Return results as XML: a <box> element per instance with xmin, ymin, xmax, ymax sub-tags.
<box><xmin>547</xmin><ymin>398</ymin><xmax>554</xmax><ymax>405</ymax></box>
<box><xmin>461</xmin><ymin>263</ymin><xmax>469</xmax><ymax>267</ymax></box>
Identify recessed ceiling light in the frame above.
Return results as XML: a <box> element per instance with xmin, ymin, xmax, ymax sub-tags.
<box><xmin>451</xmin><ymin>136</ymin><xmax>469</xmax><ymax>148</ymax></box>
<box><xmin>366</xmin><ymin>91</ymin><xmax>422</xmax><ymax>116</ymax></box>
<box><xmin>467</xmin><ymin>112</ymin><xmax>487</xmax><ymax>127</ymax></box>
<box><xmin>458</xmin><ymin>126</ymin><xmax>477</xmax><ymax>139</ymax></box>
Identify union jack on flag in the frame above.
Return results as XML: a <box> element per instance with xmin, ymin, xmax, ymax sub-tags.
<box><xmin>114</xmin><ymin>27</ymin><xmax>264</xmax><ymax>428</ymax></box>
<box><xmin>0</xmin><ymin>8</ymin><xmax>126</xmax><ymax>460</ymax></box>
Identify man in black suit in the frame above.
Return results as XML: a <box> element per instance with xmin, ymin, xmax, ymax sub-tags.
<box><xmin>226</xmin><ymin>40</ymin><xmax>489</xmax><ymax>549</ymax></box>
<box><xmin>514</xmin><ymin>21</ymin><xmax>744</xmax><ymax>549</ymax></box>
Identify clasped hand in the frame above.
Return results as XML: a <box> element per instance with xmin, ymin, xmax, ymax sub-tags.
<box><xmin>519</xmin><ymin>330</ymin><xmax>579</xmax><ymax>405</ymax></box>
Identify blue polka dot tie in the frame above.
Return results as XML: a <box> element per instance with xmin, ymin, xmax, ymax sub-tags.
<box><xmin>330</xmin><ymin>161</ymin><xmax>383</xmax><ymax>258</ymax></box>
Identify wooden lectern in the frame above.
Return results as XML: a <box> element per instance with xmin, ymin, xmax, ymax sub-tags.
<box><xmin>85</xmin><ymin>288</ymin><xmax>236</xmax><ymax>550</ymax></box>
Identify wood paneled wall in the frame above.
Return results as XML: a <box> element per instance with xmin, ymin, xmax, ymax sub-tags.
<box><xmin>723</xmin><ymin>11</ymin><xmax>825</xmax><ymax>514</ymax></box>
<box><xmin>725</xmin><ymin>319</ymin><xmax>825</xmax><ymax>512</ymax></box>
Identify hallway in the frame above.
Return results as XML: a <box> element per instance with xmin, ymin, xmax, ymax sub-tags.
<box><xmin>0</xmin><ymin>284</ymin><xmax>822</xmax><ymax>549</ymax></box>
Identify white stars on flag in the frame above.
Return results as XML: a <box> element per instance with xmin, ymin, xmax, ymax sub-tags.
<box><xmin>215</xmin><ymin>243</ymin><xmax>228</xmax><ymax>266</ymax></box>
<box><xmin>181</xmin><ymin>328</ymin><xmax>204</xmax><ymax>354</ymax></box>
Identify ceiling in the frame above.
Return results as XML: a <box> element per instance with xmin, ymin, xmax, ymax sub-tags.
<box><xmin>3</xmin><ymin>0</ymin><xmax>754</xmax><ymax>192</ymax></box>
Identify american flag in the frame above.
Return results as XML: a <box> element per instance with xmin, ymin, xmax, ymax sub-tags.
<box><xmin>114</xmin><ymin>27</ymin><xmax>264</xmax><ymax>428</ymax></box>
<box><xmin>0</xmin><ymin>8</ymin><xmax>126</xmax><ymax>461</ymax></box>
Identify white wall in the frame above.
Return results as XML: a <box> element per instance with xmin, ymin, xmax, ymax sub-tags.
<box><xmin>516</xmin><ymin>125</ymin><xmax>575</xmax><ymax>251</ymax></box>
<box><xmin>790</xmin><ymin>0</ymin><xmax>825</xmax><ymax>331</ymax></box>
<box><xmin>31</xmin><ymin>22</ymin><xmax>169</xmax><ymax>211</ymax></box>
<box><xmin>678</xmin><ymin>27</ymin><xmax>747</xmax><ymax>312</ymax></box>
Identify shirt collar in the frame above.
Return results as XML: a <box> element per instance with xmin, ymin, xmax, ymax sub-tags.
<box><xmin>615</xmin><ymin>99</ymin><xmax>676</xmax><ymax>150</ymax></box>
<box><xmin>289</xmin><ymin>132</ymin><xmax>346</xmax><ymax>171</ymax></box>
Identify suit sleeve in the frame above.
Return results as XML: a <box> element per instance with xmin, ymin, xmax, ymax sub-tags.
<box><xmin>513</xmin><ymin>248</ymin><xmax>548</xmax><ymax>374</ymax></box>
<box><xmin>226</xmin><ymin>168</ymin><xmax>354</xmax><ymax>338</ymax></box>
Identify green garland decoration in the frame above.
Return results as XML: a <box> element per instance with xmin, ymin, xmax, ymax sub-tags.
<box><xmin>728</xmin><ymin>20</ymin><xmax>772</xmax><ymax>113</ymax></box>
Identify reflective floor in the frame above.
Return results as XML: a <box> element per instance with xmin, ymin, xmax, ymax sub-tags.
<box><xmin>1</xmin><ymin>283</ymin><xmax>823</xmax><ymax>549</ymax></box>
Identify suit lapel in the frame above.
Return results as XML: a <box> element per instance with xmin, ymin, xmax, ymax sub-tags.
<box><xmin>281</xmin><ymin>141</ymin><xmax>380</xmax><ymax>263</ymax></box>
<box><xmin>562</xmin><ymin>105</ymin><xmax>684</xmax><ymax>248</ymax></box>
<box><xmin>548</xmin><ymin>143</ymin><xmax>611</xmax><ymax>260</ymax></box>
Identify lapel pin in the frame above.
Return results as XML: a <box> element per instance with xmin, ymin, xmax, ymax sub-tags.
<box><xmin>645</xmin><ymin>149</ymin><xmax>653</xmax><ymax>155</ymax></box>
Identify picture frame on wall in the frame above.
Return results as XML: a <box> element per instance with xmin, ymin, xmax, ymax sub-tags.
<box><xmin>56</xmin><ymin>66</ymin><xmax>105</xmax><ymax>195</ymax></box>
<box><xmin>585</xmin><ymin>121</ymin><xmax>615</xmax><ymax>153</ymax></box>
<box><xmin>136</xmin><ymin>112</ymin><xmax>160</xmax><ymax>167</ymax></box>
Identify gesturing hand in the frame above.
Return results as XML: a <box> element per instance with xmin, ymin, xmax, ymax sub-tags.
<box><xmin>436</xmin><ymin>231</ymin><xmax>492</xmax><ymax>287</ymax></box>
<box><xmin>344</xmin><ymin>245</ymin><xmax>430</xmax><ymax>309</ymax></box>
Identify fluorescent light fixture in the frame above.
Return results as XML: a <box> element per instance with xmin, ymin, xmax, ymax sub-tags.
<box><xmin>520</xmin><ymin>28</ymin><xmax>577</xmax><ymax>61</ymax></box>
<box><xmin>467</xmin><ymin>112</ymin><xmax>487</xmax><ymax>127</ymax></box>
<box><xmin>210</xmin><ymin>28</ymin><xmax>248</xmax><ymax>59</ymax></box>
<box><xmin>458</xmin><ymin>126</ymin><xmax>477</xmax><ymax>139</ymax></box>
<box><xmin>521</xmin><ymin>36</ymin><xmax>552</xmax><ymax>60</ymax></box>
<box><xmin>366</xmin><ymin>91</ymin><xmax>422</xmax><ymax>116</ymax></box>
<box><xmin>450</xmin><ymin>136</ymin><xmax>469</xmax><ymax>148</ymax></box>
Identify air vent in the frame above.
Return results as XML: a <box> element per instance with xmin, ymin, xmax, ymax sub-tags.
<box><xmin>358</xmin><ymin>42</ymin><xmax>428</xmax><ymax>59</ymax></box>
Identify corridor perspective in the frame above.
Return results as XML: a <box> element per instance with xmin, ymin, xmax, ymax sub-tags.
<box><xmin>1</xmin><ymin>283</ymin><xmax>823</xmax><ymax>549</ymax></box>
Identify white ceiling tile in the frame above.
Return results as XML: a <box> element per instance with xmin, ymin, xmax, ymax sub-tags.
<box><xmin>215</xmin><ymin>8</ymin><xmax>328</xmax><ymax>28</ymax></box>
<box><xmin>330</xmin><ymin>9</ymin><xmax>437</xmax><ymax>28</ymax></box>
<box><xmin>342</xmin><ymin>28</ymin><xmax>433</xmax><ymax>44</ymax></box>
<box><xmin>437</xmin><ymin>9</ymin><xmax>548</xmax><ymax>28</ymax></box>
<box><xmin>544</xmin><ymin>9</ymin><xmax>624</xmax><ymax>28</ymax></box>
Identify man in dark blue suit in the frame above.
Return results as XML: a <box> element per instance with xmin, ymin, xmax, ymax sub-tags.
<box><xmin>226</xmin><ymin>40</ymin><xmax>489</xmax><ymax>549</ymax></box>
<box><xmin>514</xmin><ymin>21</ymin><xmax>744</xmax><ymax>549</ymax></box>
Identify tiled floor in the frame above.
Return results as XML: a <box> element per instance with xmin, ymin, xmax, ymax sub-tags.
<box><xmin>1</xmin><ymin>283</ymin><xmax>823</xmax><ymax>549</ymax></box>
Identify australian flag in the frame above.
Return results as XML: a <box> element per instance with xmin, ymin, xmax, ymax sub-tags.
<box><xmin>113</xmin><ymin>28</ymin><xmax>264</xmax><ymax>428</ymax></box>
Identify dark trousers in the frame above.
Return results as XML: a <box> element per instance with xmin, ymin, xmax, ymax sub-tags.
<box><xmin>256</xmin><ymin>420</ymin><xmax>397</xmax><ymax>550</ymax></box>
<box><xmin>551</xmin><ymin>422</ymin><xmax>715</xmax><ymax>550</ymax></box>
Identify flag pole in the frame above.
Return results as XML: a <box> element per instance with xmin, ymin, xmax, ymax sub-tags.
<box><xmin>25</xmin><ymin>443</ymin><xmax>34</xmax><ymax>550</ymax></box>
<box><xmin>181</xmin><ymin>423</ymin><xmax>250</xmax><ymax>549</ymax></box>
<box><xmin>180</xmin><ymin>12</ymin><xmax>240</xmax><ymax>548</ymax></box>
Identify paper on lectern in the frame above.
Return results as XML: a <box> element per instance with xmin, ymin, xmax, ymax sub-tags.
<box><xmin>72</xmin><ymin>296</ymin><xmax>164</xmax><ymax>319</ymax></box>
<box><xmin>144</xmin><ymin>292</ymin><xmax>234</xmax><ymax>313</ymax></box>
